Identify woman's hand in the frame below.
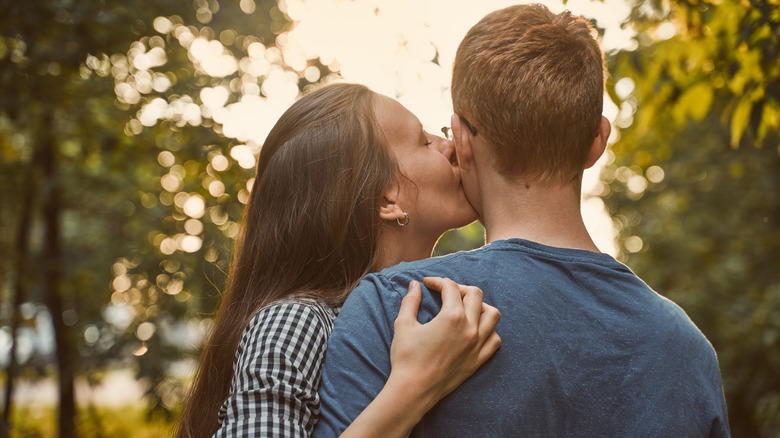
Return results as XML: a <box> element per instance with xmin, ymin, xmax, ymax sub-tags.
<box><xmin>339</xmin><ymin>277</ymin><xmax>500</xmax><ymax>438</ymax></box>
<box><xmin>389</xmin><ymin>277</ymin><xmax>502</xmax><ymax>404</ymax></box>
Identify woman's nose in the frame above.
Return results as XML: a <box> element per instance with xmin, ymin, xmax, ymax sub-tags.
<box><xmin>436</xmin><ymin>138</ymin><xmax>458</xmax><ymax>166</ymax></box>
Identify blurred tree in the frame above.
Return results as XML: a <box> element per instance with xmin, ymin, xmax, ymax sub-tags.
<box><xmin>0</xmin><ymin>1</ymin><xmax>198</xmax><ymax>435</ymax></box>
<box><xmin>103</xmin><ymin>0</ymin><xmax>337</xmax><ymax>423</ymax></box>
<box><xmin>605</xmin><ymin>0</ymin><xmax>780</xmax><ymax>436</ymax></box>
<box><xmin>0</xmin><ymin>0</ymin><xmax>326</xmax><ymax>435</ymax></box>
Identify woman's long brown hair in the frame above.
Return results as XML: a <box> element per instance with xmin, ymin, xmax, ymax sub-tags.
<box><xmin>175</xmin><ymin>83</ymin><xmax>398</xmax><ymax>437</ymax></box>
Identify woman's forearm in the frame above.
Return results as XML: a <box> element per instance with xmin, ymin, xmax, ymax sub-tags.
<box><xmin>339</xmin><ymin>373</ymin><xmax>438</xmax><ymax>438</ymax></box>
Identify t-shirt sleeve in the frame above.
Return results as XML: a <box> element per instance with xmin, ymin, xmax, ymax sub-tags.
<box><xmin>314</xmin><ymin>274</ymin><xmax>403</xmax><ymax>437</ymax></box>
<box><xmin>214</xmin><ymin>302</ymin><xmax>332</xmax><ymax>438</ymax></box>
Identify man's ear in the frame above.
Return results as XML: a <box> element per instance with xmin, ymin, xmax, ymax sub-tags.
<box><xmin>379</xmin><ymin>185</ymin><xmax>406</xmax><ymax>222</ymax></box>
<box><xmin>451</xmin><ymin>114</ymin><xmax>474</xmax><ymax>172</ymax></box>
<box><xmin>585</xmin><ymin>116</ymin><xmax>611</xmax><ymax>169</ymax></box>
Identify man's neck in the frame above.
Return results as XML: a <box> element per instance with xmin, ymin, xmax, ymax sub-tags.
<box><xmin>479</xmin><ymin>177</ymin><xmax>600</xmax><ymax>253</ymax></box>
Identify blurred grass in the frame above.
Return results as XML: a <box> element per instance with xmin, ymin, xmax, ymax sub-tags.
<box><xmin>9</xmin><ymin>405</ymin><xmax>174</xmax><ymax>438</ymax></box>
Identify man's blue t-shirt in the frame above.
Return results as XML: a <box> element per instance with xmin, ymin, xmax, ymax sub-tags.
<box><xmin>315</xmin><ymin>239</ymin><xmax>730</xmax><ymax>437</ymax></box>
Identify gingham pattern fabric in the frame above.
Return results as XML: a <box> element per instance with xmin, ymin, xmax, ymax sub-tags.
<box><xmin>214</xmin><ymin>299</ymin><xmax>339</xmax><ymax>437</ymax></box>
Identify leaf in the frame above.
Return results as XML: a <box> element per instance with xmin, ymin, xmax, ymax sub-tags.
<box><xmin>676</xmin><ymin>82</ymin><xmax>714</xmax><ymax>122</ymax></box>
<box><xmin>757</xmin><ymin>101</ymin><xmax>779</xmax><ymax>144</ymax></box>
<box><xmin>731</xmin><ymin>97</ymin><xmax>752</xmax><ymax>148</ymax></box>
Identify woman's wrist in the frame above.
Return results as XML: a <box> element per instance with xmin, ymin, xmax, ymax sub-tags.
<box><xmin>384</xmin><ymin>369</ymin><xmax>441</xmax><ymax>418</ymax></box>
<box><xmin>340</xmin><ymin>371</ymin><xmax>440</xmax><ymax>438</ymax></box>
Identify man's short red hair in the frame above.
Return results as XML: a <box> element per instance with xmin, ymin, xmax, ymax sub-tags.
<box><xmin>452</xmin><ymin>3</ymin><xmax>605</xmax><ymax>184</ymax></box>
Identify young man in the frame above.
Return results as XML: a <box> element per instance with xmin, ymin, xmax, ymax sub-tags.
<box><xmin>315</xmin><ymin>4</ymin><xmax>730</xmax><ymax>437</ymax></box>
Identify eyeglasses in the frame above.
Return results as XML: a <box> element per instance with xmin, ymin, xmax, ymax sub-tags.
<box><xmin>441</xmin><ymin>115</ymin><xmax>478</xmax><ymax>140</ymax></box>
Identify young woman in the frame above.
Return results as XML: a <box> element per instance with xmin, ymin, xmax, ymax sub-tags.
<box><xmin>176</xmin><ymin>83</ymin><xmax>501</xmax><ymax>437</ymax></box>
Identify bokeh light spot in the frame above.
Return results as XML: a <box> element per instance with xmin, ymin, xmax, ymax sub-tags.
<box><xmin>136</xmin><ymin>322</ymin><xmax>156</xmax><ymax>341</ymax></box>
<box><xmin>625</xmin><ymin>236</ymin><xmax>644</xmax><ymax>253</ymax></box>
<box><xmin>158</xmin><ymin>151</ymin><xmax>176</xmax><ymax>167</ymax></box>
<box><xmin>230</xmin><ymin>145</ymin><xmax>256</xmax><ymax>169</ymax></box>
<box><xmin>183</xmin><ymin>195</ymin><xmax>206</xmax><ymax>218</ymax></box>
<box><xmin>181</xmin><ymin>235</ymin><xmax>203</xmax><ymax>253</ymax></box>
<box><xmin>184</xmin><ymin>219</ymin><xmax>203</xmax><ymax>235</ymax></box>
<box><xmin>211</xmin><ymin>154</ymin><xmax>229</xmax><ymax>171</ymax></box>
<box><xmin>646</xmin><ymin>165</ymin><xmax>665</xmax><ymax>183</ymax></box>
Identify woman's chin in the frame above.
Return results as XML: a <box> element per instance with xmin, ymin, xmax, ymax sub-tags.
<box><xmin>460</xmin><ymin>214</ymin><xmax>479</xmax><ymax>229</ymax></box>
<box><xmin>453</xmin><ymin>207</ymin><xmax>479</xmax><ymax>230</ymax></box>
<box><xmin>458</xmin><ymin>189</ymin><xmax>479</xmax><ymax>223</ymax></box>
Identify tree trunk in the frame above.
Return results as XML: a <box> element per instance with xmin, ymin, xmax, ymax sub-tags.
<box><xmin>40</xmin><ymin>110</ymin><xmax>76</xmax><ymax>438</ymax></box>
<box><xmin>0</xmin><ymin>161</ymin><xmax>36</xmax><ymax>436</ymax></box>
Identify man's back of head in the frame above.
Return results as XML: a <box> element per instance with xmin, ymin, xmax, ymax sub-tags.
<box><xmin>452</xmin><ymin>3</ymin><xmax>604</xmax><ymax>185</ymax></box>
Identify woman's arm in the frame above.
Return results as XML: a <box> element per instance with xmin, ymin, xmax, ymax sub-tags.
<box><xmin>340</xmin><ymin>277</ymin><xmax>501</xmax><ymax>437</ymax></box>
<box><xmin>214</xmin><ymin>302</ymin><xmax>334</xmax><ymax>437</ymax></box>
<box><xmin>216</xmin><ymin>278</ymin><xmax>499</xmax><ymax>438</ymax></box>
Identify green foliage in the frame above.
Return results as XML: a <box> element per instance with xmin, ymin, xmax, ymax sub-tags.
<box><xmin>0</xmin><ymin>0</ymin><xmax>316</xmax><ymax>433</ymax></box>
<box><xmin>606</xmin><ymin>0</ymin><xmax>780</xmax><ymax>436</ymax></box>
<box><xmin>611</xmin><ymin>0</ymin><xmax>780</xmax><ymax>149</ymax></box>
<box><xmin>434</xmin><ymin>222</ymin><xmax>486</xmax><ymax>257</ymax></box>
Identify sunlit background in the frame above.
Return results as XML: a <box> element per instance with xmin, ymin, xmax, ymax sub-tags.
<box><xmin>126</xmin><ymin>0</ymin><xmax>642</xmax><ymax>256</ymax></box>
<box><xmin>9</xmin><ymin>0</ymin><xmax>635</xmax><ymax>409</ymax></box>
<box><xmin>3</xmin><ymin>0</ymin><xmax>778</xmax><ymax>436</ymax></box>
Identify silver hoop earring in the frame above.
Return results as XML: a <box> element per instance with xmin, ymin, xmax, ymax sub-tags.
<box><xmin>396</xmin><ymin>212</ymin><xmax>410</xmax><ymax>227</ymax></box>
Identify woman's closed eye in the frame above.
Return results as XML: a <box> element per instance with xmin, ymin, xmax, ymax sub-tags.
<box><xmin>422</xmin><ymin>131</ymin><xmax>432</xmax><ymax>146</ymax></box>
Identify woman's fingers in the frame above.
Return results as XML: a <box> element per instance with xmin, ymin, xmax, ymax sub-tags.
<box><xmin>425</xmin><ymin>277</ymin><xmax>485</xmax><ymax>326</ymax></box>
<box><xmin>423</xmin><ymin>277</ymin><xmax>465</xmax><ymax>315</ymax></box>
<box><xmin>477</xmin><ymin>331</ymin><xmax>502</xmax><ymax>365</ymax></box>
<box><xmin>418</xmin><ymin>276</ymin><xmax>501</xmax><ymax>343</ymax></box>
<box><xmin>479</xmin><ymin>303</ymin><xmax>501</xmax><ymax>335</ymax></box>
<box><xmin>422</xmin><ymin>276</ymin><xmax>496</xmax><ymax>330</ymax></box>
<box><xmin>460</xmin><ymin>285</ymin><xmax>484</xmax><ymax>325</ymax></box>
<box><xmin>388</xmin><ymin>276</ymin><xmax>502</xmax><ymax>409</ymax></box>
<box><xmin>477</xmin><ymin>302</ymin><xmax>501</xmax><ymax>356</ymax></box>
<box><xmin>395</xmin><ymin>281</ymin><xmax>422</xmax><ymax>329</ymax></box>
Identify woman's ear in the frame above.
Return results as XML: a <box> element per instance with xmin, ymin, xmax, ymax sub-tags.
<box><xmin>379</xmin><ymin>186</ymin><xmax>406</xmax><ymax>222</ymax></box>
<box><xmin>451</xmin><ymin>114</ymin><xmax>474</xmax><ymax>172</ymax></box>
<box><xmin>585</xmin><ymin>116</ymin><xmax>611</xmax><ymax>169</ymax></box>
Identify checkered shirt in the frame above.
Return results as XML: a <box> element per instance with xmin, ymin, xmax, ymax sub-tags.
<box><xmin>214</xmin><ymin>299</ymin><xmax>339</xmax><ymax>437</ymax></box>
